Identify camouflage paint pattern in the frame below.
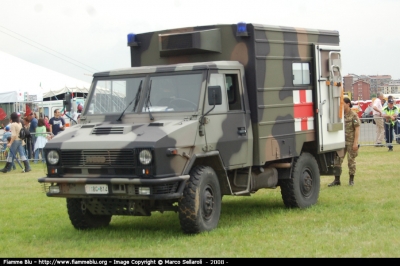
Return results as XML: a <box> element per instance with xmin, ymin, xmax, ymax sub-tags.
<box><xmin>129</xmin><ymin>23</ymin><xmax>340</xmax><ymax>165</ymax></box>
<box><xmin>38</xmin><ymin>23</ymin><xmax>341</xmax><ymax>208</ymax></box>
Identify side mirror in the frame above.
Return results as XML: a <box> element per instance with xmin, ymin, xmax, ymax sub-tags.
<box><xmin>208</xmin><ymin>86</ymin><xmax>222</xmax><ymax>106</ymax></box>
<box><xmin>64</xmin><ymin>92</ymin><xmax>72</xmax><ymax>112</ymax></box>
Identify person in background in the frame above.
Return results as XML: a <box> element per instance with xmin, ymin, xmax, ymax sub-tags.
<box><xmin>372</xmin><ymin>92</ymin><xmax>385</xmax><ymax>147</ymax></box>
<box><xmin>34</xmin><ymin>118</ymin><xmax>47</xmax><ymax>163</ymax></box>
<box><xmin>44</xmin><ymin>115</ymin><xmax>50</xmax><ymax>131</ymax></box>
<box><xmin>27</xmin><ymin>112</ymin><xmax>38</xmax><ymax>159</ymax></box>
<box><xmin>22</xmin><ymin>117</ymin><xmax>31</xmax><ymax>158</ymax></box>
<box><xmin>0</xmin><ymin>112</ymin><xmax>31</xmax><ymax>173</ymax></box>
<box><xmin>382</xmin><ymin>97</ymin><xmax>399</xmax><ymax>152</ymax></box>
<box><xmin>49</xmin><ymin>109</ymin><xmax>65</xmax><ymax>136</ymax></box>
<box><xmin>2</xmin><ymin>125</ymin><xmax>11</xmax><ymax>150</ymax></box>
<box><xmin>2</xmin><ymin>126</ymin><xmax>16</xmax><ymax>170</ymax></box>
<box><xmin>77</xmin><ymin>102</ymin><xmax>83</xmax><ymax>113</ymax></box>
<box><xmin>329</xmin><ymin>97</ymin><xmax>360</xmax><ymax>187</ymax></box>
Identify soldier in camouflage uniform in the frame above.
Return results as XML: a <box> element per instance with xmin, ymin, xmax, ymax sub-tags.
<box><xmin>329</xmin><ymin>97</ymin><xmax>360</xmax><ymax>186</ymax></box>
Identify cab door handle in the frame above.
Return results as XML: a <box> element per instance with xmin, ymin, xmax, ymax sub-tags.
<box><xmin>237</xmin><ymin>127</ymin><xmax>247</xmax><ymax>136</ymax></box>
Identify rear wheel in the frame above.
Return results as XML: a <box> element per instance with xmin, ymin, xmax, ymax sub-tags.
<box><xmin>280</xmin><ymin>152</ymin><xmax>320</xmax><ymax>208</ymax></box>
<box><xmin>66</xmin><ymin>198</ymin><xmax>112</xmax><ymax>230</ymax></box>
<box><xmin>178</xmin><ymin>165</ymin><xmax>221</xmax><ymax>234</ymax></box>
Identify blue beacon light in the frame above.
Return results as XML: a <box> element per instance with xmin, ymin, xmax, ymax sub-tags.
<box><xmin>127</xmin><ymin>33</ymin><xmax>136</xmax><ymax>45</ymax></box>
<box><xmin>236</xmin><ymin>22</ymin><xmax>249</xmax><ymax>37</ymax></box>
<box><xmin>127</xmin><ymin>33</ymin><xmax>140</xmax><ymax>47</ymax></box>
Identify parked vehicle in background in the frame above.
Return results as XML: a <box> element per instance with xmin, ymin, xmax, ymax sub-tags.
<box><xmin>361</xmin><ymin>103</ymin><xmax>374</xmax><ymax>123</ymax></box>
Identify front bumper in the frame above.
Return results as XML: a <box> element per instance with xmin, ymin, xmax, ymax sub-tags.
<box><xmin>38</xmin><ymin>175</ymin><xmax>190</xmax><ymax>200</ymax></box>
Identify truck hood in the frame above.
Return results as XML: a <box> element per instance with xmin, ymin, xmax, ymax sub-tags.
<box><xmin>45</xmin><ymin>119</ymin><xmax>199</xmax><ymax>150</ymax></box>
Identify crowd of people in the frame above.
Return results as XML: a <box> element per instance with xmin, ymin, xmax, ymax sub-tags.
<box><xmin>1</xmin><ymin>109</ymin><xmax>66</xmax><ymax>173</ymax></box>
<box><xmin>372</xmin><ymin>93</ymin><xmax>399</xmax><ymax>151</ymax></box>
<box><xmin>329</xmin><ymin>94</ymin><xmax>399</xmax><ymax>188</ymax></box>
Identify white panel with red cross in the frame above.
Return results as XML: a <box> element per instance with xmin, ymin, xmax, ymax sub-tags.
<box><xmin>293</xmin><ymin>90</ymin><xmax>314</xmax><ymax>131</ymax></box>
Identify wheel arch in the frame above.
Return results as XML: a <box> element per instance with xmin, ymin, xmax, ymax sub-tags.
<box><xmin>183</xmin><ymin>151</ymin><xmax>231</xmax><ymax>195</ymax></box>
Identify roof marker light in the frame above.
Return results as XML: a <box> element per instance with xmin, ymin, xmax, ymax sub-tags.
<box><xmin>127</xmin><ymin>33</ymin><xmax>140</xmax><ymax>47</ymax></box>
<box><xmin>236</xmin><ymin>22</ymin><xmax>249</xmax><ymax>37</ymax></box>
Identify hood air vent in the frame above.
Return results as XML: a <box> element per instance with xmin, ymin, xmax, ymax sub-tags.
<box><xmin>93</xmin><ymin>127</ymin><xmax>124</xmax><ymax>135</ymax></box>
<box><xmin>81</xmin><ymin>124</ymin><xmax>96</xmax><ymax>128</ymax></box>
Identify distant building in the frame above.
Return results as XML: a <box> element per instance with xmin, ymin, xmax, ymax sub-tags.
<box><xmin>380</xmin><ymin>80</ymin><xmax>400</xmax><ymax>95</ymax></box>
<box><xmin>343</xmin><ymin>75</ymin><xmax>353</xmax><ymax>94</ymax></box>
<box><xmin>352</xmin><ymin>80</ymin><xmax>370</xmax><ymax>100</ymax></box>
<box><xmin>369</xmin><ymin>75</ymin><xmax>392</xmax><ymax>95</ymax></box>
<box><xmin>344</xmin><ymin>74</ymin><xmax>370</xmax><ymax>100</ymax></box>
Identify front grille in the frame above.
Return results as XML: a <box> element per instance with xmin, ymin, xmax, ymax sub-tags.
<box><xmin>61</xmin><ymin>150</ymin><xmax>135</xmax><ymax>167</ymax></box>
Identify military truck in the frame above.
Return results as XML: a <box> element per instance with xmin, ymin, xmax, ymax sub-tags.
<box><xmin>38</xmin><ymin>23</ymin><xmax>345</xmax><ymax>234</ymax></box>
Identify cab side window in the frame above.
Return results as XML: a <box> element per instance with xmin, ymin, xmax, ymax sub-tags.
<box><xmin>225</xmin><ymin>74</ymin><xmax>242</xmax><ymax>111</ymax></box>
<box><xmin>207</xmin><ymin>73</ymin><xmax>243</xmax><ymax>113</ymax></box>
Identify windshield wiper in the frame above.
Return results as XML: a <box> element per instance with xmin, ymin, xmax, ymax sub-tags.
<box><xmin>117</xmin><ymin>80</ymin><xmax>143</xmax><ymax>122</ymax></box>
<box><xmin>144</xmin><ymin>80</ymin><xmax>154</xmax><ymax>120</ymax></box>
<box><xmin>132</xmin><ymin>80</ymin><xmax>143</xmax><ymax>112</ymax></box>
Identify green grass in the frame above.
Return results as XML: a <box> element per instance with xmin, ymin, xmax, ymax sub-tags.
<box><xmin>0</xmin><ymin>146</ymin><xmax>399</xmax><ymax>258</ymax></box>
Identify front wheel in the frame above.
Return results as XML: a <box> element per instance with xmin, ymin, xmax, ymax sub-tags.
<box><xmin>280</xmin><ymin>152</ymin><xmax>320</xmax><ymax>208</ymax></box>
<box><xmin>178</xmin><ymin>165</ymin><xmax>221</xmax><ymax>234</ymax></box>
<box><xmin>66</xmin><ymin>198</ymin><xmax>112</xmax><ymax>230</ymax></box>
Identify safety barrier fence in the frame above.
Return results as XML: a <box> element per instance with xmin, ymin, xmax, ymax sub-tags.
<box><xmin>0</xmin><ymin>132</ymin><xmax>52</xmax><ymax>162</ymax></box>
<box><xmin>359</xmin><ymin>117</ymin><xmax>400</xmax><ymax>147</ymax></box>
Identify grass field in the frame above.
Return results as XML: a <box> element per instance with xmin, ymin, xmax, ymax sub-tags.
<box><xmin>0</xmin><ymin>145</ymin><xmax>399</xmax><ymax>258</ymax></box>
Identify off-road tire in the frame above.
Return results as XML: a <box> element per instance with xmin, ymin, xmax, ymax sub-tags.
<box><xmin>178</xmin><ymin>165</ymin><xmax>221</xmax><ymax>234</ymax></box>
<box><xmin>280</xmin><ymin>152</ymin><xmax>320</xmax><ymax>208</ymax></box>
<box><xmin>66</xmin><ymin>198</ymin><xmax>112</xmax><ymax>230</ymax></box>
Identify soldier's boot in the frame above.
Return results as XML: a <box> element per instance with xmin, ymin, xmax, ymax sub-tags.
<box><xmin>1</xmin><ymin>162</ymin><xmax>12</xmax><ymax>173</ymax></box>
<box><xmin>328</xmin><ymin>176</ymin><xmax>341</xmax><ymax>187</ymax></box>
<box><xmin>23</xmin><ymin>160</ymin><xmax>31</xmax><ymax>172</ymax></box>
<box><xmin>349</xmin><ymin>175</ymin><xmax>354</xmax><ymax>186</ymax></box>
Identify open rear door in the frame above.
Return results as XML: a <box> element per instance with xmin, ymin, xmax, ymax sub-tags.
<box><xmin>314</xmin><ymin>45</ymin><xmax>345</xmax><ymax>152</ymax></box>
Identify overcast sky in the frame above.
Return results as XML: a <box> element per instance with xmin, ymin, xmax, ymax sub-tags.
<box><xmin>1</xmin><ymin>0</ymin><xmax>399</xmax><ymax>84</ymax></box>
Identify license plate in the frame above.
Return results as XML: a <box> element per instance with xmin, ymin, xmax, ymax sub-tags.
<box><xmin>85</xmin><ymin>184</ymin><xmax>109</xmax><ymax>194</ymax></box>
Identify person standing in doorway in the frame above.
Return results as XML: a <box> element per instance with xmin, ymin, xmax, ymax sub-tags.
<box><xmin>49</xmin><ymin>109</ymin><xmax>65</xmax><ymax>136</ymax></box>
<box><xmin>329</xmin><ymin>97</ymin><xmax>360</xmax><ymax>187</ymax></box>
<box><xmin>372</xmin><ymin>92</ymin><xmax>385</xmax><ymax>147</ymax></box>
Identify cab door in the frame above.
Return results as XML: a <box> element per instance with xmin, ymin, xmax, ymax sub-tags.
<box><xmin>203</xmin><ymin>71</ymin><xmax>251</xmax><ymax>168</ymax></box>
<box><xmin>314</xmin><ymin>45</ymin><xmax>345</xmax><ymax>152</ymax></box>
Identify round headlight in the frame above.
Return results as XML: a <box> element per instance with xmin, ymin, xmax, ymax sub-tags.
<box><xmin>47</xmin><ymin>150</ymin><xmax>60</xmax><ymax>165</ymax></box>
<box><xmin>139</xmin><ymin>150</ymin><xmax>152</xmax><ymax>165</ymax></box>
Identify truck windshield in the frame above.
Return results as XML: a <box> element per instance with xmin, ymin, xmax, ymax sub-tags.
<box><xmin>144</xmin><ymin>73</ymin><xmax>202</xmax><ymax>112</ymax></box>
<box><xmin>89</xmin><ymin>77</ymin><xmax>143</xmax><ymax>114</ymax></box>
<box><xmin>88</xmin><ymin>73</ymin><xmax>202</xmax><ymax>115</ymax></box>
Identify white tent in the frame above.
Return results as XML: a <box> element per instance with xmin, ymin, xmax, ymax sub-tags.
<box><xmin>43</xmin><ymin>86</ymin><xmax>90</xmax><ymax>99</ymax></box>
<box><xmin>0</xmin><ymin>51</ymin><xmax>91</xmax><ymax>102</ymax></box>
